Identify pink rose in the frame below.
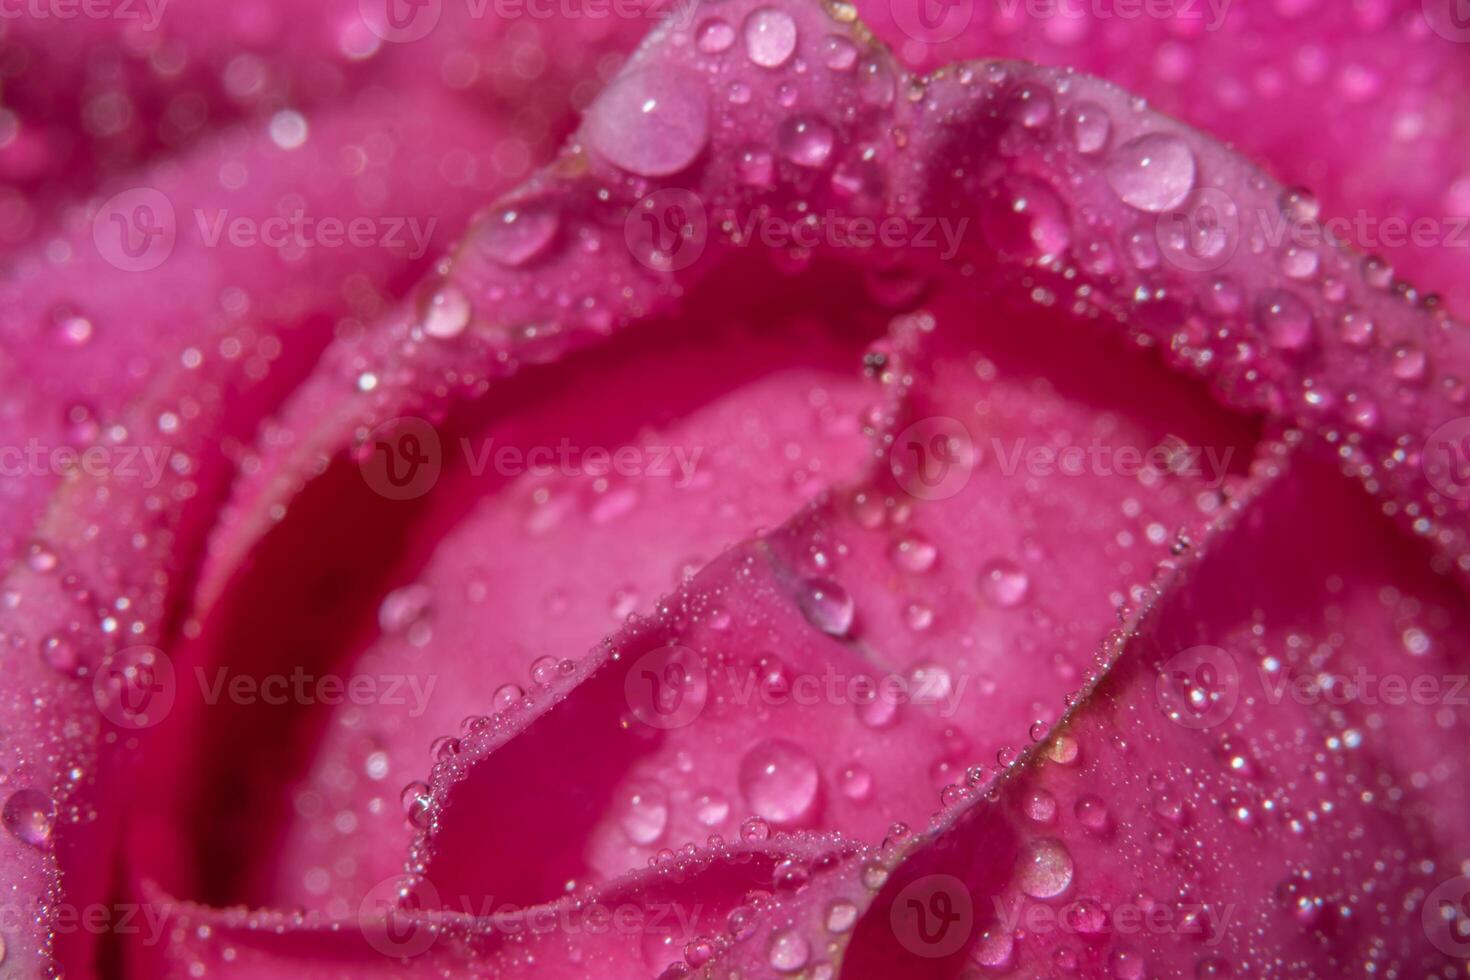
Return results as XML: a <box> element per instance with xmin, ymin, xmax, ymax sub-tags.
<box><xmin>3</xmin><ymin>0</ymin><xmax>1470</xmax><ymax>976</ymax></box>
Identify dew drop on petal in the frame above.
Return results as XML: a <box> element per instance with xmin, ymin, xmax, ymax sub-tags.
<box><xmin>1067</xmin><ymin>101</ymin><xmax>1111</xmax><ymax>155</ymax></box>
<box><xmin>2</xmin><ymin>789</ymin><xmax>54</xmax><ymax>849</ymax></box>
<box><xmin>743</xmin><ymin>7</ymin><xmax>798</xmax><ymax>68</ymax></box>
<box><xmin>979</xmin><ymin>558</ymin><xmax>1029</xmax><ymax>608</ymax></box>
<box><xmin>820</xmin><ymin>35</ymin><xmax>858</xmax><ymax>71</ymax></box>
<box><xmin>777</xmin><ymin>116</ymin><xmax>835</xmax><ymax>169</ymax></box>
<box><xmin>739</xmin><ymin>739</ymin><xmax>820</xmax><ymax>825</ymax></box>
<box><xmin>1257</xmin><ymin>290</ymin><xmax>1313</xmax><ymax>350</ymax></box>
<box><xmin>840</xmin><ymin>763</ymin><xmax>873</xmax><ymax>801</ymax></box>
<box><xmin>1107</xmin><ymin>133</ymin><xmax>1196</xmax><ymax>212</ymax></box>
<box><xmin>587</xmin><ymin>68</ymin><xmax>710</xmax><ymax>177</ymax></box>
<box><xmin>740</xmin><ymin>815</ymin><xmax>770</xmax><ymax>842</ymax></box>
<box><xmin>423</xmin><ymin>286</ymin><xmax>471</xmax><ymax>339</ymax></box>
<box><xmin>890</xmin><ymin>533</ymin><xmax>937</xmax><ymax>572</ymax></box>
<box><xmin>697</xmin><ymin>18</ymin><xmax>735</xmax><ymax>53</ymax></box>
<box><xmin>826</xmin><ymin>900</ymin><xmax>858</xmax><ymax>933</ymax></box>
<box><xmin>1016</xmin><ymin>837</ymin><xmax>1073</xmax><ymax>899</ymax></box>
<box><xmin>799</xmin><ymin>578</ymin><xmax>854</xmax><ymax>636</ymax></box>
<box><xmin>767</xmin><ymin>929</ymin><xmax>810</xmax><ymax>972</ymax></box>
<box><xmin>480</xmin><ymin>206</ymin><xmax>559</xmax><ymax>267</ymax></box>
<box><xmin>619</xmin><ymin>782</ymin><xmax>670</xmax><ymax>845</ymax></box>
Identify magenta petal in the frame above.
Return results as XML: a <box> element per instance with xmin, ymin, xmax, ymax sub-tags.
<box><xmin>19</xmin><ymin>0</ymin><xmax>1470</xmax><ymax>975</ymax></box>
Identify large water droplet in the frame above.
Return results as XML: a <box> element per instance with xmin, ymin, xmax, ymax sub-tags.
<box><xmin>767</xmin><ymin>928</ymin><xmax>810</xmax><ymax>972</ymax></box>
<box><xmin>3</xmin><ymin>789</ymin><xmax>54</xmax><ymax>849</ymax></box>
<box><xmin>799</xmin><ymin>578</ymin><xmax>854</xmax><ymax>636</ymax></box>
<box><xmin>1068</xmin><ymin>101</ymin><xmax>1111</xmax><ymax>155</ymax></box>
<box><xmin>826</xmin><ymin>900</ymin><xmax>858</xmax><ymax>933</ymax></box>
<box><xmin>739</xmin><ymin>739</ymin><xmax>820</xmax><ymax>826</ymax></box>
<box><xmin>1257</xmin><ymin>290</ymin><xmax>1313</xmax><ymax>350</ymax></box>
<box><xmin>979</xmin><ymin>558</ymin><xmax>1029</xmax><ymax>608</ymax></box>
<box><xmin>1107</xmin><ymin>134</ymin><xmax>1196</xmax><ymax>212</ymax></box>
<box><xmin>481</xmin><ymin>205</ymin><xmax>559</xmax><ymax>267</ymax></box>
<box><xmin>619</xmin><ymin>782</ymin><xmax>670</xmax><ymax>845</ymax></box>
<box><xmin>697</xmin><ymin>18</ymin><xmax>735</xmax><ymax>53</ymax></box>
<box><xmin>587</xmin><ymin>68</ymin><xmax>710</xmax><ymax>177</ymax></box>
<box><xmin>890</xmin><ymin>533</ymin><xmax>937</xmax><ymax>572</ymax></box>
<box><xmin>820</xmin><ymin>35</ymin><xmax>858</xmax><ymax>71</ymax></box>
<box><xmin>776</xmin><ymin>116</ymin><xmax>835</xmax><ymax>169</ymax></box>
<box><xmin>743</xmin><ymin>8</ymin><xmax>798</xmax><ymax>68</ymax></box>
<box><xmin>1016</xmin><ymin>837</ymin><xmax>1073</xmax><ymax>898</ymax></box>
<box><xmin>423</xmin><ymin>286</ymin><xmax>470</xmax><ymax>339</ymax></box>
<box><xmin>980</xmin><ymin>175</ymin><xmax>1072</xmax><ymax>259</ymax></box>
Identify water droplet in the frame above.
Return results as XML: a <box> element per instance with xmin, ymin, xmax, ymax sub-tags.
<box><xmin>739</xmin><ymin>739</ymin><xmax>819</xmax><ymax>826</ymax></box>
<box><xmin>903</xmin><ymin>601</ymin><xmax>934</xmax><ymax>632</ymax></box>
<box><xmin>1279</xmin><ymin>186</ymin><xmax>1320</xmax><ymax>223</ymax></box>
<box><xmin>401</xmin><ymin>781</ymin><xmax>432</xmax><ymax>828</ymax></box>
<box><xmin>379</xmin><ymin>584</ymin><xmax>433</xmax><ymax>637</ymax></box>
<box><xmin>40</xmin><ymin>633</ymin><xmax>81</xmax><ymax>677</ymax></box>
<box><xmin>740</xmin><ymin>815</ymin><xmax>770</xmax><ymax>842</ymax></box>
<box><xmin>587</xmin><ymin>68</ymin><xmax>710</xmax><ymax>177</ymax></box>
<box><xmin>1338</xmin><ymin>312</ymin><xmax>1373</xmax><ymax>346</ymax></box>
<box><xmin>1257</xmin><ymin>290</ymin><xmax>1313</xmax><ymax>350</ymax></box>
<box><xmin>767</xmin><ymin>929</ymin><xmax>810</xmax><ymax>972</ymax></box>
<box><xmin>971</xmin><ymin>927</ymin><xmax>1016</xmax><ymax>969</ymax></box>
<box><xmin>2</xmin><ymin>789</ymin><xmax>54</xmax><ymax>849</ymax></box>
<box><xmin>820</xmin><ymin>35</ymin><xmax>858</xmax><ymax>71</ymax></box>
<box><xmin>979</xmin><ymin>558</ymin><xmax>1029</xmax><ymax>608</ymax></box>
<box><xmin>1068</xmin><ymin>101</ymin><xmax>1111</xmax><ymax>154</ymax></box>
<box><xmin>743</xmin><ymin>8</ymin><xmax>798</xmax><ymax>68</ymax></box>
<box><xmin>1110</xmin><ymin>948</ymin><xmax>1146</xmax><ymax>979</ymax></box>
<box><xmin>1023</xmin><ymin>788</ymin><xmax>1057</xmax><ymax>823</ymax></box>
<box><xmin>1107</xmin><ymin>133</ymin><xmax>1196</xmax><ymax>212</ymax></box>
<box><xmin>840</xmin><ymin>763</ymin><xmax>873</xmax><ymax>801</ymax></box>
<box><xmin>776</xmin><ymin>116</ymin><xmax>835</xmax><ymax>168</ymax></box>
<box><xmin>423</xmin><ymin>286</ymin><xmax>470</xmax><ymax>339</ymax></box>
<box><xmin>1279</xmin><ymin>246</ymin><xmax>1319</xmax><ymax>280</ymax></box>
<box><xmin>980</xmin><ymin>175</ymin><xmax>1072</xmax><ymax>259</ymax></box>
<box><xmin>737</xmin><ymin>147</ymin><xmax>775</xmax><ymax>187</ymax></box>
<box><xmin>52</xmin><ymin>310</ymin><xmax>94</xmax><ymax>348</ymax></box>
<box><xmin>697</xmin><ymin>18</ymin><xmax>735</xmax><ymax>53</ymax></box>
<box><xmin>890</xmin><ymin>533</ymin><xmax>937</xmax><ymax>572</ymax></box>
<box><xmin>695</xmin><ymin>790</ymin><xmax>731</xmax><ymax>826</ymax></box>
<box><xmin>492</xmin><ymin>683</ymin><xmax>524</xmax><ymax>711</ymax></box>
<box><xmin>1391</xmin><ymin>344</ymin><xmax>1426</xmax><ymax>381</ymax></box>
<box><xmin>1016</xmin><ymin>837</ymin><xmax>1073</xmax><ymax>898</ymax></box>
<box><xmin>620</xmin><ymin>782</ymin><xmax>670</xmax><ymax>845</ymax></box>
<box><xmin>826</xmin><ymin>900</ymin><xmax>858</xmax><ymax>933</ymax></box>
<box><xmin>1006</xmin><ymin>85</ymin><xmax>1055</xmax><ymax>128</ymax></box>
<box><xmin>481</xmin><ymin>206</ymin><xmax>559</xmax><ymax>267</ymax></box>
<box><xmin>799</xmin><ymin>578</ymin><xmax>854</xmax><ymax>636</ymax></box>
<box><xmin>1074</xmin><ymin>794</ymin><xmax>1111</xmax><ymax>834</ymax></box>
